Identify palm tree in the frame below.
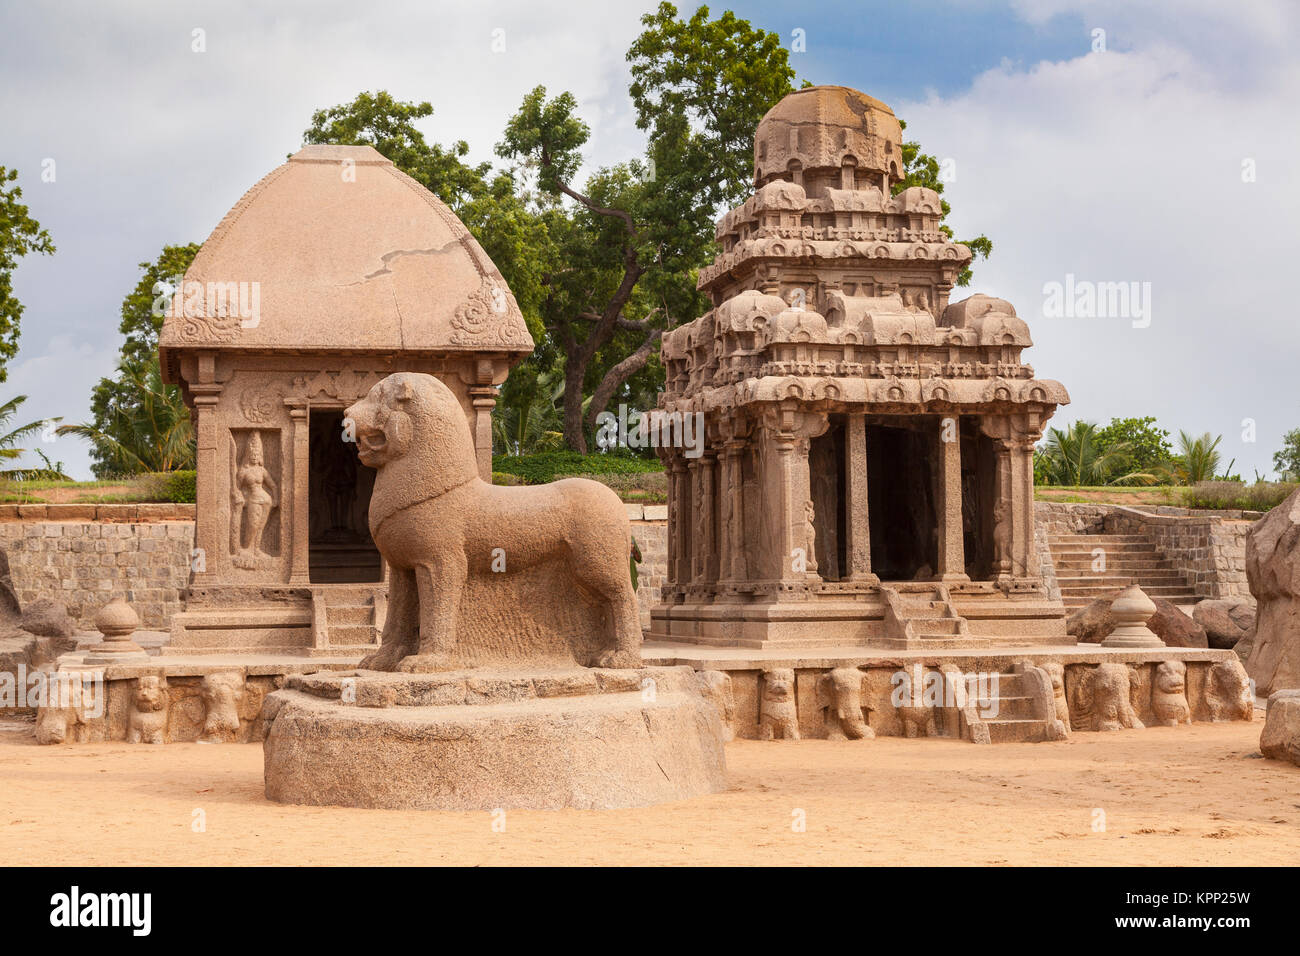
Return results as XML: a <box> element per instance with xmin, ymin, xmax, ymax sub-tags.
<box><xmin>1035</xmin><ymin>421</ymin><xmax>1155</xmax><ymax>486</ymax></box>
<box><xmin>1162</xmin><ymin>431</ymin><xmax>1223</xmax><ymax>485</ymax></box>
<box><xmin>0</xmin><ymin>394</ymin><xmax>68</xmax><ymax>481</ymax></box>
<box><xmin>57</xmin><ymin>355</ymin><xmax>194</xmax><ymax>473</ymax></box>
<box><xmin>492</xmin><ymin>371</ymin><xmax>565</xmax><ymax>457</ymax></box>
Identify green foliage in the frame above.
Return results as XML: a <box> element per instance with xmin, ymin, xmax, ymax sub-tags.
<box><xmin>303</xmin><ymin>92</ymin><xmax>491</xmax><ymax>213</ymax></box>
<box><xmin>630</xmin><ymin>535</ymin><xmax>642</xmax><ymax>589</ymax></box>
<box><xmin>895</xmin><ymin>121</ymin><xmax>990</xmax><ymax>287</ymax></box>
<box><xmin>0</xmin><ymin>394</ymin><xmax>66</xmax><ymax>481</ymax></box>
<box><xmin>0</xmin><ymin>167</ymin><xmax>55</xmax><ymax>382</ymax></box>
<box><xmin>64</xmin><ymin>354</ymin><xmax>195</xmax><ymax>476</ymax></box>
<box><xmin>1273</xmin><ymin>427</ymin><xmax>1300</xmax><ymax>480</ymax></box>
<box><xmin>627</xmin><ymin>2</ymin><xmax>797</xmax><ymax>211</ymax></box>
<box><xmin>497</xmin><ymin>3</ymin><xmax>797</xmax><ymax>451</ymax></box>
<box><xmin>1179</xmin><ymin>480</ymin><xmax>1298</xmax><ymax>512</ymax></box>
<box><xmin>492</xmin><ymin>365</ymin><xmax>564</xmax><ymax>455</ymax></box>
<box><xmin>1093</xmin><ymin>416</ymin><xmax>1172</xmax><ymax>475</ymax></box>
<box><xmin>77</xmin><ymin>245</ymin><xmax>199</xmax><ymax>477</ymax></box>
<box><xmin>1035</xmin><ymin>421</ymin><xmax>1155</xmax><ymax>486</ymax></box>
<box><xmin>1162</xmin><ymin>431</ymin><xmax>1222</xmax><ymax>485</ymax></box>
<box><xmin>158</xmin><ymin>469</ymin><xmax>196</xmax><ymax>503</ymax></box>
<box><xmin>492</xmin><ymin>450</ymin><xmax>665</xmax><ymax>485</ymax></box>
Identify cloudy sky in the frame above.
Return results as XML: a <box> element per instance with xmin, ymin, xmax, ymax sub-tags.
<box><xmin>2</xmin><ymin>0</ymin><xmax>1297</xmax><ymax>479</ymax></box>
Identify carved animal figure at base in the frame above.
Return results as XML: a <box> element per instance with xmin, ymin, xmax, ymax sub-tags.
<box><xmin>1071</xmin><ymin>662</ymin><xmax>1144</xmax><ymax>732</ymax></box>
<box><xmin>696</xmin><ymin>670</ymin><xmax>736</xmax><ymax>742</ymax></box>
<box><xmin>898</xmin><ymin>704</ymin><xmax>938</xmax><ymax>738</ymax></box>
<box><xmin>344</xmin><ymin>373</ymin><xmax>641</xmax><ymax>672</ymax></box>
<box><xmin>1042</xmin><ymin>661</ymin><xmax>1071</xmax><ymax>737</ymax></box>
<box><xmin>34</xmin><ymin>674</ymin><xmax>104</xmax><ymax>745</ymax></box>
<box><xmin>200</xmin><ymin>671</ymin><xmax>245</xmax><ymax>742</ymax></box>
<box><xmin>1150</xmin><ymin>661</ymin><xmax>1191</xmax><ymax>727</ymax></box>
<box><xmin>759</xmin><ymin>668</ymin><xmax>800</xmax><ymax>740</ymax></box>
<box><xmin>817</xmin><ymin>667</ymin><xmax>873</xmax><ymax>739</ymax></box>
<box><xmin>127</xmin><ymin>675</ymin><xmax>169</xmax><ymax>744</ymax></box>
<box><xmin>1205</xmin><ymin>658</ymin><xmax>1253</xmax><ymax>721</ymax></box>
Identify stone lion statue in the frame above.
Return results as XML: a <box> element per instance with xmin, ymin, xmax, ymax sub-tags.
<box><xmin>344</xmin><ymin>372</ymin><xmax>642</xmax><ymax>672</ymax></box>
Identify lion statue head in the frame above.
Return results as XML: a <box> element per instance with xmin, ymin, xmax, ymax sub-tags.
<box><xmin>344</xmin><ymin>373</ymin><xmax>480</xmax><ymax>525</ymax></box>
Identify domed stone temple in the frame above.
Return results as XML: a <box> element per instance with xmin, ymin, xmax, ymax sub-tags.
<box><xmin>650</xmin><ymin>86</ymin><xmax>1071</xmax><ymax>648</ymax></box>
<box><xmin>159</xmin><ymin>144</ymin><xmax>532</xmax><ymax>654</ymax></box>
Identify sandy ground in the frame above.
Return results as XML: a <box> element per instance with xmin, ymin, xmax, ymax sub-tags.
<box><xmin>1</xmin><ymin>715</ymin><xmax>1296</xmax><ymax>866</ymax></box>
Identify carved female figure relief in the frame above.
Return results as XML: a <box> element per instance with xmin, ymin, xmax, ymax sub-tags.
<box><xmin>231</xmin><ymin>432</ymin><xmax>278</xmax><ymax>569</ymax></box>
<box><xmin>804</xmin><ymin>499</ymin><xmax>819</xmax><ymax>575</ymax></box>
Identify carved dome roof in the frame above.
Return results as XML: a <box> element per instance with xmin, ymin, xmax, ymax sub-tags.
<box><xmin>159</xmin><ymin>145</ymin><xmax>532</xmax><ymax>376</ymax></box>
<box><xmin>754</xmin><ymin>85</ymin><xmax>904</xmax><ymax>187</ymax></box>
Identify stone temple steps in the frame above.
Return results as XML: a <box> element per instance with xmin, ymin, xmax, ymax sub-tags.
<box><xmin>1048</xmin><ymin>532</ymin><xmax>1199</xmax><ymax>609</ymax></box>
<box><xmin>972</xmin><ymin>671</ymin><xmax>1050</xmax><ymax>743</ymax></box>
<box><xmin>311</xmin><ymin>585</ymin><xmax>384</xmax><ymax>653</ymax></box>
<box><xmin>880</xmin><ymin>584</ymin><xmax>972</xmax><ymax>648</ymax></box>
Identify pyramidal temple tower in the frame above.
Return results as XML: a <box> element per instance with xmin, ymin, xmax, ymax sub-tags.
<box><xmin>651</xmin><ymin>86</ymin><xmax>1071</xmax><ymax>648</ymax></box>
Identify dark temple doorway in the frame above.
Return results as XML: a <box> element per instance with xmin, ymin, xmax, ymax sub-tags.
<box><xmin>308</xmin><ymin>409</ymin><xmax>381</xmax><ymax>583</ymax></box>
<box><xmin>866</xmin><ymin>418</ymin><xmax>939</xmax><ymax>580</ymax></box>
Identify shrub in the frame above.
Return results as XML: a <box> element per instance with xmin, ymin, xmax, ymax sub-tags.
<box><xmin>492</xmin><ymin>450</ymin><xmax>663</xmax><ymax>485</ymax></box>
<box><xmin>139</xmin><ymin>470</ymin><xmax>196</xmax><ymax>503</ymax></box>
<box><xmin>1178</xmin><ymin>480</ymin><xmax>1298</xmax><ymax>512</ymax></box>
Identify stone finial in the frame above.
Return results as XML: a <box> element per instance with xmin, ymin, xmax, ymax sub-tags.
<box><xmin>82</xmin><ymin>596</ymin><xmax>149</xmax><ymax>663</ymax></box>
<box><xmin>1100</xmin><ymin>585</ymin><xmax>1166</xmax><ymax>648</ymax></box>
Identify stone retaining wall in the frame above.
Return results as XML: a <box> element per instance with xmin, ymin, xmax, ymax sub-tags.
<box><xmin>0</xmin><ymin>506</ymin><xmax>195</xmax><ymax>629</ymax></box>
<box><xmin>0</xmin><ymin>500</ymin><xmax>1253</xmax><ymax>633</ymax></box>
<box><xmin>1034</xmin><ymin>501</ymin><xmax>1253</xmax><ymax>601</ymax></box>
<box><xmin>629</xmin><ymin>506</ymin><xmax>668</xmax><ymax>628</ymax></box>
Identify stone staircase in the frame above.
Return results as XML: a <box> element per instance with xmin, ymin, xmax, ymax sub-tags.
<box><xmin>947</xmin><ymin>664</ymin><xmax>1067</xmax><ymax>744</ymax></box>
<box><xmin>880</xmin><ymin>583</ymin><xmax>972</xmax><ymax>648</ymax></box>
<box><xmin>310</xmin><ymin>585</ymin><xmax>385</xmax><ymax>655</ymax></box>
<box><xmin>1047</xmin><ymin>532</ymin><xmax>1199</xmax><ymax>610</ymax></box>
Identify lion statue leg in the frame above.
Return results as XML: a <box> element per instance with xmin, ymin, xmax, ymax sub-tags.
<box><xmin>359</xmin><ymin>566</ymin><xmax>418</xmax><ymax>671</ymax></box>
<box><xmin>396</xmin><ymin>553</ymin><xmax>468</xmax><ymax>673</ymax></box>
<box><xmin>581</xmin><ymin>543</ymin><xmax>643</xmax><ymax>669</ymax></box>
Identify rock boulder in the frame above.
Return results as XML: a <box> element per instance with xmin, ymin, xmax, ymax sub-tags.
<box><xmin>1260</xmin><ymin>690</ymin><xmax>1300</xmax><ymax>766</ymax></box>
<box><xmin>1245</xmin><ymin>488</ymin><xmax>1300</xmax><ymax>695</ymax></box>
<box><xmin>20</xmin><ymin>599</ymin><xmax>77</xmax><ymax>639</ymax></box>
<box><xmin>1069</xmin><ymin>595</ymin><xmax>1207</xmax><ymax>647</ymax></box>
<box><xmin>1192</xmin><ymin>598</ymin><xmax>1255</xmax><ymax>650</ymax></box>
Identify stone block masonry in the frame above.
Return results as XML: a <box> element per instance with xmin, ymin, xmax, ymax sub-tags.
<box><xmin>0</xmin><ymin>506</ymin><xmax>196</xmax><ymax>630</ymax></box>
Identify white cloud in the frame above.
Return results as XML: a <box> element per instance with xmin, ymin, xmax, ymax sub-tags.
<box><xmin>898</xmin><ymin>2</ymin><xmax>1300</xmax><ymax>477</ymax></box>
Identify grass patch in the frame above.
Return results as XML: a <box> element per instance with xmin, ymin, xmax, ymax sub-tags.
<box><xmin>0</xmin><ymin>471</ymin><xmax>197</xmax><ymax>505</ymax></box>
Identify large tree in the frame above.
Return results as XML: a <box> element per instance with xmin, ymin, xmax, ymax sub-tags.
<box><xmin>70</xmin><ymin>244</ymin><xmax>198</xmax><ymax>475</ymax></box>
<box><xmin>303</xmin><ymin>91</ymin><xmax>566</xmax><ymax>434</ymax></box>
<box><xmin>0</xmin><ymin>166</ymin><xmax>55</xmax><ymax>382</ymax></box>
<box><xmin>497</xmin><ymin>4</ymin><xmax>797</xmax><ymax>451</ymax></box>
<box><xmin>1273</xmin><ymin>427</ymin><xmax>1300</xmax><ymax>480</ymax></box>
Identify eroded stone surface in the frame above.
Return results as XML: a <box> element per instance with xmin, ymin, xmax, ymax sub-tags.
<box><xmin>262</xmin><ymin>665</ymin><xmax>726</xmax><ymax>810</ymax></box>
<box><xmin>1260</xmin><ymin>690</ymin><xmax>1300</xmax><ymax>765</ymax></box>
<box><xmin>1245</xmin><ymin>488</ymin><xmax>1300</xmax><ymax>695</ymax></box>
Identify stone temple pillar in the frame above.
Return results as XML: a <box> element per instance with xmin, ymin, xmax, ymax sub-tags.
<box><xmin>1010</xmin><ymin>436</ymin><xmax>1037</xmax><ymax>578</ymax></box>
<box><xmin>666</xmin><ymin>456</ymin><xmax>689</xmax><ymax>589</ymax></box>
<box><xmin>843</xmin><ymin>412</ymin><xmax>876</xmax><ymax>582</ymax></box>
<box><xmin>695</xmin><ymin>452</ymin><xmax>717</xmax><ymax>585</ymax></box>
<box><xmin>287</xmin><ymin>401</ymin><xmax>310</xmax><ymax>585</ymax></box>
<box><xmin>189</xmin><ymin>368</ymin><xmax>222</xmax><ymax>584</ymax></box>
<box><xmin>936</xmin><ymin>415</ymin><xmax>968</xmax><ymax>582</ymax></box>
<box><xmin>468</xmin><ymin>385</ymin><xmax>497</xmax><ymax>481</ymax></box>
<box><xmin>760</xmin><ymin>404</ymin><xmax>827</xmax><ymax>587</ymax></box>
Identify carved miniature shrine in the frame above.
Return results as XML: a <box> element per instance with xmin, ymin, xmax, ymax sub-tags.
<box><xmin>651</xmin><ymin>86</ymin><xmax>1071</xmax><ymax>648</ymax></box>
<box><xmin>158</xmin><ymin>144</ymin><xmax>532</xmax><ymax>655</ymax></box>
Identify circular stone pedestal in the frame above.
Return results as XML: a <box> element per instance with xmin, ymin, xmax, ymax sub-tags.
<box><xmin>262</xmin><ymin>665</ymin><xmax>727</xmax><ymax>810</ymax></box>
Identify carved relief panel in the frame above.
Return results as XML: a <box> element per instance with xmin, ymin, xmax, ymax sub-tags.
<box><xmin>229</xmin><ymin>428</ymin><xmax>282</xmax><ymax>569</ymax></box>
